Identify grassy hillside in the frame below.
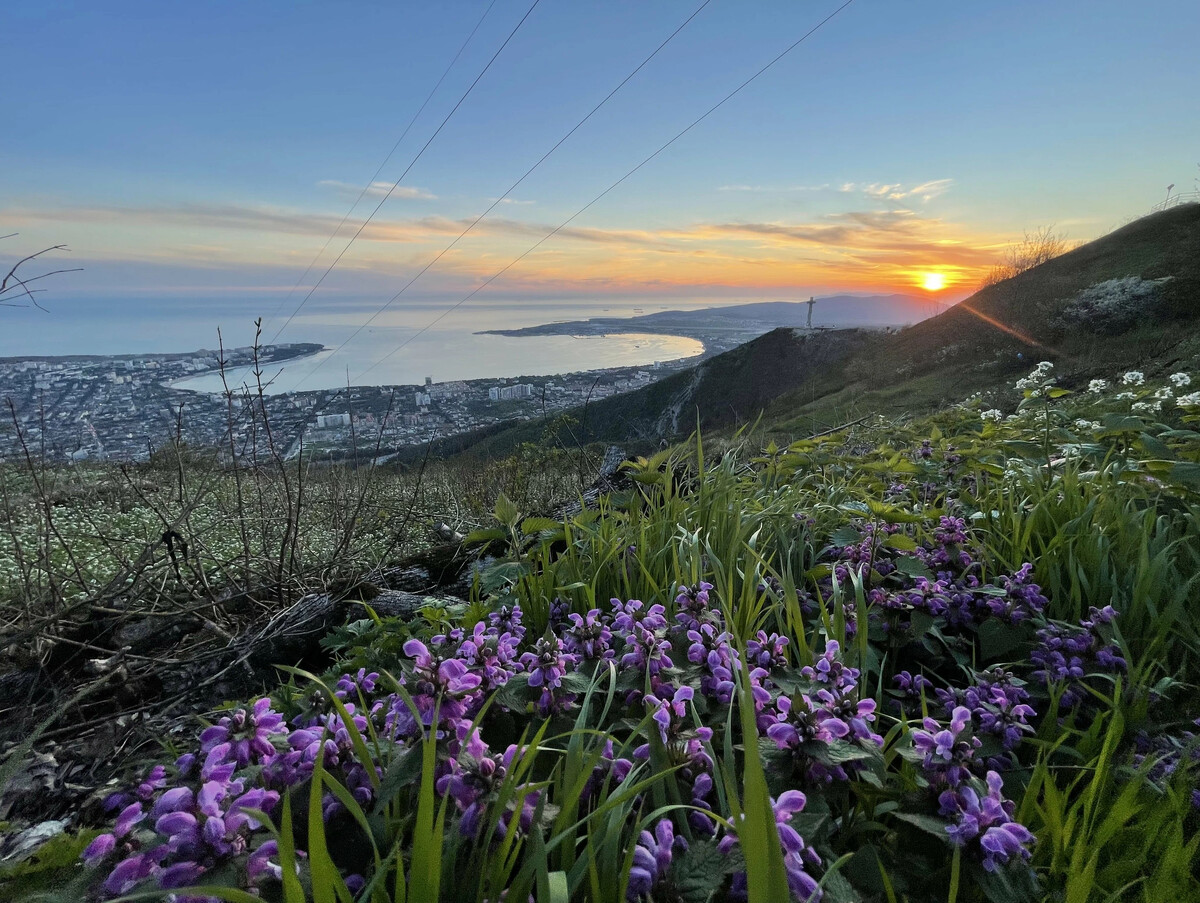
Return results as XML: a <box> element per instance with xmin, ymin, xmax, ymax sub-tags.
<box><xmin>455</xmin><ymin>203</ymin><xmax>1200</xmax><ymax>459</ymax></box>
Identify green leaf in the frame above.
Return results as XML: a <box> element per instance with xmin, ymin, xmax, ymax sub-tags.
<box><xmin>977</xmin><ymin>618</ymin><xmax>1026</xmax><ymax>660</ymax></box>
<box><xmin>1168</xmin><ymin>461</ymin><xmax>1200</xmax><ymax>489</ymax></box>
<box><xmin>375</xmin><ymin>743</ymin><xmax>424</xmax><ymax>812</ymax></box>
<box><xmin>520</xmin><ymin>516</ymin><xmax>562</xmax><ymax>535</ymax></box>
<box><xmin>493</xmin><ymin>491</ymin><xmax>520</xmax><ymax>526</ymax></box>
<box><xmin>673</xmin><ymin>839</ymin><xmax>730</xmax><ymax>903</ymax></box>
<box><xmin>463</xmin><ymin>527</ymin><xmax>507</xmax><ymax>547</ymax></box>
<box><xmin>895</xmin><ymin>556</ymin><xmax>934</xmax><ymax>580</ymax></box>
<box><xmin>884</xmin><ymin>533</ymin><xmax>918</xmax><ymax>551</ymax></box>
<box><xmin>831</xmin><ymin>525</ymin><xmax>862</xmax><ymax>547</ymax></box>
<box><xmin>892</xmin><ymin>811</ymin><xmax>951</xmax><ymax>841</ymax></box>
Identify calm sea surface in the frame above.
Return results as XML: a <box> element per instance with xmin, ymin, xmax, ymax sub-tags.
<box><xmin>172</xmin><ymin>327</ymin><xmax>703</xmax><ymax>394</ymax></box>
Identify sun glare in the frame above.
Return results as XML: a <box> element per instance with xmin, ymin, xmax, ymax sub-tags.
<box><xmin>922</xmin><ymin>272</ymin><xmax>947</xmax><ymax>291</ymax></box>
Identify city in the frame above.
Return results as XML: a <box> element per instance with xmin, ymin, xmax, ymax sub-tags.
<box><xmin>0</xmin><ymin>343</ymin><xmax>692</xmax><ymax>463</ymax></box>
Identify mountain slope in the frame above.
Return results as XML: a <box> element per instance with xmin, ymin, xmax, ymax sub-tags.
<box><xmin>453</xmin><ymin>203</ymin><xmax>1200</xmax><ymax>458</ymax></box>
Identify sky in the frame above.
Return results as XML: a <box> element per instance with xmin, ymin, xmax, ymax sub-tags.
<box><xmin>4</xmin><ymin>0</ymin><xmax>1199</xmax><ymax>360</ymax></box>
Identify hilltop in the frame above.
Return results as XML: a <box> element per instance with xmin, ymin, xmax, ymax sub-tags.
<box><xmin>452</xmin><ymin>203</ymin><xmax>1200</xmax><ymax>457</ymax></box>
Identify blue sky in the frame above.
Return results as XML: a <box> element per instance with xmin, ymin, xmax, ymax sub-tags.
<box><xmin>4</xmin><ymin>0</ymin><xmax>1199</xmax><ymax>355</ymax></box>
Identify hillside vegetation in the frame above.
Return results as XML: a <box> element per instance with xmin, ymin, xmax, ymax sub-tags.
<box><xmin>456</xmin><ymin>204</ymin><xmax>1200</xmax><ymax>458</ymax></box>
<box><xmin>4</xmin><ymin>352</ymin><xmax>1200</xmax><ymax>902</ymax></box>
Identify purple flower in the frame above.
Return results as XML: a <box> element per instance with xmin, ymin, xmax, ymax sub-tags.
<box><xmin>82</xmin><ymin>833</ymin><xmax>116</xmax><ymax>866</ymax></box>
<box><xmin>199</xmin><ymin>698</ymin><xmax>286</xmax><ymax>769</ymax></box>
<box><xmin>718</xmin><ymin>792</ymin><xmax>823</xmax><ymax>901</ymax></box>
<box><xmin>563</xmin><ymin>609</ymin><xmax>614</xmax><ymax>661</ymax></box>
<box><xmin>627</xmin><ymin>818</ymin><xmax>684</xmax><ymax>899</ymax></box>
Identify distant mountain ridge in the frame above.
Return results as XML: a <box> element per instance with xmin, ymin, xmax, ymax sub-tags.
<box><xmin>477</xmin><ymin>294</ymin><xmax>935</xmax><ymax>342</ymax></box>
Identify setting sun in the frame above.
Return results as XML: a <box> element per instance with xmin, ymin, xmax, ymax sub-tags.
<box><xmin>922</xmin><ymin>272</ymin><xmax>947</xmax><ymax>291</ymax></box>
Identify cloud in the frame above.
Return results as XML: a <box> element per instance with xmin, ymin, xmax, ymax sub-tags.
<box><xmin>488</xmin><ymin>197</ymin><xmax>536</xmax><ymax>206</ymax></box>
<box><xmin>317</xmin><ymin>180</ymin><xmax>436</xmax><ymax>201</ymax></box>
<box><xmin>5</xmin><ymin>195</ymin><xmax>1003</xmax><ymax>298</ymax></box>
<box><xmin>838</xmin><ymin>179</ymin><xmax>953</xmax><ymax>202</ymax></box>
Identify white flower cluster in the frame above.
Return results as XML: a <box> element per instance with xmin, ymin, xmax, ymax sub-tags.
<box><xmin>980</xmin><ymin>409</ymin><xmax>1004</xmax><ymax>422</ymax></box>
<box><xmin>1170</xmin><ymin>372</ymin><xmax>1192</xmax><ymax>388</ymax></box>
<box><xmin>1114</xmin><ymin>391</ymin><xmax>1137</xmax><ymax>400</ymax></box>
<box><xmin>1122</xmin><ymin>371</ymin><xmax>1145</xmax><ymax>386</ymax></box>
<box><xmin>1074</xmin><ymin>419</ymin><xmax>1101</xmax><ymax>431</ymax></box>
<box><xmin>1153</xmin><ymin>387</ymin><xmax>1174</xmax><ymax>401</ymax></box>
<box><xmin>1087</xmin><ymin>379</ymin><xmax>1109</xmax><ymax>393</ymax></box>
<box><xmin>1131</xmin><ymin>401</ymin><xmax>1161</xmax><ymax>415</ymax></box>
<box><xmin>1015</xmin><ymin>361</ymin><xmax>1056</xmax><ymax>397</ymax></box>
<box><xmin>1178</xmin><ymin>392</ymin><xmax>1200</xmax><ymax>408</ymax></box>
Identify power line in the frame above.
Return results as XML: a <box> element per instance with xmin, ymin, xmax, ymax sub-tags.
<box><xmin>260</xmin><ymin>0</ymin><xmax>500</xmax><ymax>339</ymax></box>
<box><xmin>266</xmin><ymin>0</ymin><xmax>542</xmax><ymax>345</ymax></box>
<box><xmin>287</xmin><ymin>0</ymin><xmax>714</xmax><ymax>392</ymax></box>
<box><xmin>352</xmin><ymin>0</ymin><xmax>856</xmax><ymax>385</ymax></box>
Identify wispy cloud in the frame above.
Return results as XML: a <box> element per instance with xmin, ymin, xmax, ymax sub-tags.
<box><xmin>5</xmin><ymin>196</ymin><xmax>1002</xmax><ymax>295</ymax></box>
<box><xmin>317</xmin><ymin>180</ymin><xmax>437</xmax><ymax>201</ymax></box>
<box><xmin>839</xmin><ymin>179</ymin><xmax>953</xmax><ymax>202</ymax></box>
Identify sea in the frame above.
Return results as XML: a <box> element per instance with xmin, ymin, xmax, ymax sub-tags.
<box><xmin>9</xmin><ymin>298</ymin><xmax>707</xmax><ymax>394</ymax></box>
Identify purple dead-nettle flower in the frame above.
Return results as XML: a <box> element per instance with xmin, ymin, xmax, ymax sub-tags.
<box><xmin>895</xmin><ymin>670</ymin><xmax>933</xmax><ymax>700</ymax></box>
<box><xmin>687</xmin><ymin>623</ymin><xmax>738</xmax><ymax>702</ymax></box>
<box><xmin>637</xmin><ymin>687</ymin><xmax>714</xmax><ymax>771</ymax></box>
<box><xmin>620</xmin><ymin>623</ymin><xmax>674</xmax><ymax>679</ymax></box>
<box><xmin>103</xmin><ymin>851</ymin><xmax>161</xmax><ymax>896</ymax></box>
<box><xmin>582</xmin><ymin>739</ymin><xmax>636</xmax><ymax>803</ymax></box>
<box><xmin>563</xmin><ymin>608</ymin><xmax>615</xmax><ymax>661</ymax></box>
<box><xmin>404</xmin><ymin>638</ymin><xmax>484</xmax><ymax>698</ymax></box>
<box><xmin>987</xmin><ymin>563</ymin><xmax>1048</xmax><ymax>624</ymax></box>
<box><xmin>939</xmin><ymin>771</ymin><xmax>1034</xmax><ymax>872</ymax></box>
<box><xmin>458</xmin><ymin>620</ymin><xmax>523</xmax><ymax>690</ymax></box>
<box><xmin>335</xmin><ymin>669</ymin><xmax>380</xmax><ymax>702</ymax></box>
<box><xmin>431</xmin><ymin>626</ymin><xmax>465</xmax><ymax>650</ymax></box>
<box><xmin>199</xmin><ymin>698</ymin><xmax>287</xmax><ymax>769</ymax></box>
<box><xmin>438</xmin><ymin>748</ymin><xmax>507</xmax><ymax>838</ymax></box>
<box><xmin>489</xmin><ymin>603</ymin><xmax>526</xmax><ymax>642</ymax></box>
<box><xmin>612</xmin><ymin>597</ymin><xmax>669</xmax><ymax>634</ymax></box>
<box><xmin>719</xmin><ymin>791</ymin><xmax>823</xmax><ymax>902</ymax></box>
<box><xmin>802</xmin><ymin>641</ymin><xmax>859</xmax><ymax>694</ymax></box>
<box><xmin>815</xmin><ymin>686</ymin><xmax>882</xmax><ymax>746</ymax></box>
<box><xmin>247</xmin><ymin>840</ymin><xmax>282</xmax><ymax>887</ymax></box>
<box><xmin>627</xmin><ymin>818</ymin><xmax>685</xmax><ymax>900</ymax></box>
<box><xmin>520</xmin><ymin>634</ymin><xmax>578</xmax><ymax>691</ymax></box>
<box><xmin>1031</xmin><ymin>607</ymin><xmax>1125</xmax><ymax>710</ymax></box>
<box><xmin>520</xmin><ymin>634</ymin><xmax>580</xmax><ymax>716</ymax></box>
<box><xmin>939</xmin><ymin>669</ymin><xmax>1036</xmax><ymax>755</ymax></box>
<box><xmin>769</xmin><ymin>693</ymin><xmax>850</xmax><ymax>758</ymax></box>
<box><xmin>134</xmin><ymin>765</ymin><xmax>168</xmax><ymax>801</ymax></box>
<box><xmin>688</xmin><ymin>772</ymin><xmax>718</xmax><ymax>836</ymax></box>
<box><xmin>674</xmin><ymin>581</ymin><xmax>718</xmax><ymax>631</ymax></box>
<box><xmin>548</xmin><ymin>596</ymin><xmax>572</xmax><ymax>631</ymax></box>
<box><xmin>82</xmin><ymin>832</ymin><xmax>117</xmax><ymax>867</ymax></box>
<box><xmin>746</xmin><ymin>630</ymin><xmax>790</xmax><ymax>671</ymax></box>
<box><xmin>912</xmin><ymin>706</ymin><xmax>982</xmax><ymax>788</ymax></box>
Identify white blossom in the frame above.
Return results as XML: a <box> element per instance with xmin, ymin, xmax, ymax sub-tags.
<box><xmin>1114</xmin><ymin>391</ymin><xmax>1137</xmax><ymax>400</ymax></box>
<box><xmin>1153</xmin><ymin>386</ymin><xmax>1174</xmax><ymax>400</ymax></box>
<box><xmin>1131</xmin><ymin>401</ymin><xmax>1160</xmax><ymax>414</ymax></box>
<box><xmin>1169</xmin><ymin>372</ymin><xmax>1192</xmax><ymax>388</ymax></box>
<box><xmin>1074</xmin><ymin>419</ymin><xmax>1101</xmax><ymax>430</ymax></box>
<box><xmin>1122</xmin><ymin>371</ymin><xmax>1145</xmax><ymax>386</ymax></box>
<box><xmin>1087</xmin><ymin>379</ymin><xmax>1108</xmax><ymax>393</ymax></box>
<box><xmin>1177</xmin><ymin>392</ymin><xmax>1200</xmax><ymax>408</ymax></box>
<box><xmin>980</xmin><ymin>409</ymin><xmax>1003</xmax><ymax>422</ymax></box>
